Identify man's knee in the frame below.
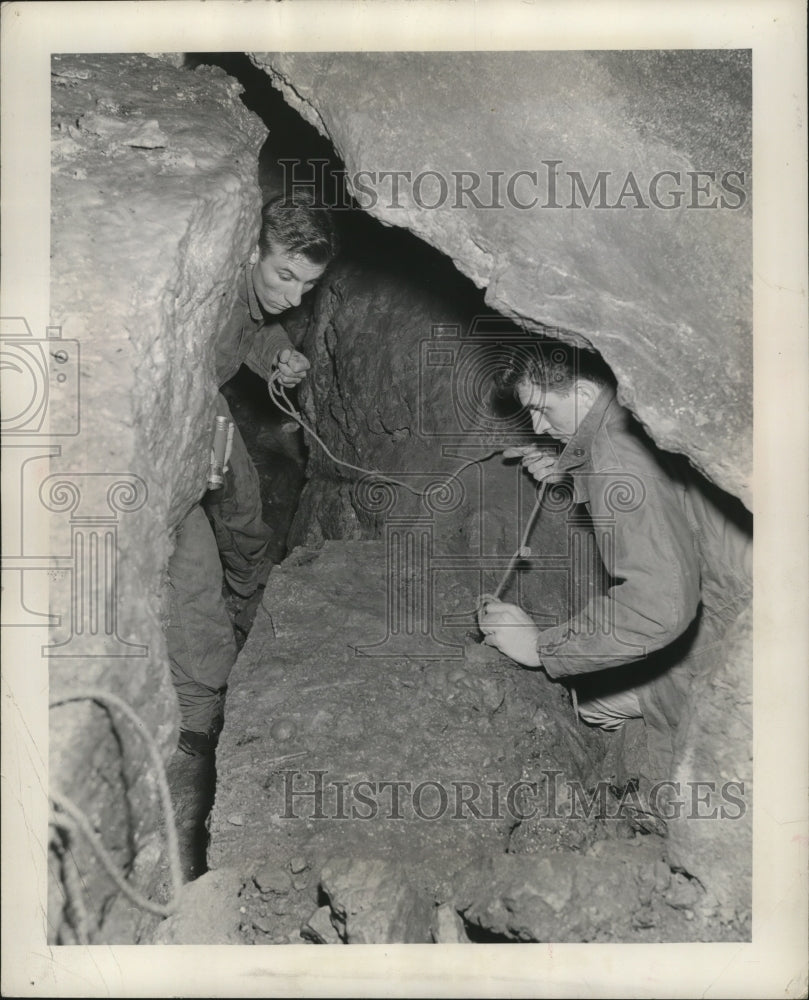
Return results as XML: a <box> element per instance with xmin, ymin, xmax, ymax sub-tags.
<box><xmin>577</xmin><ymin>686</ymin><xmax>643</xmax><ymax>730</ymax></box>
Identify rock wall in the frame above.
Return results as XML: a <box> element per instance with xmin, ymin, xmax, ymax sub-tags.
<box><xmin>48</xmin><ymin>54</ymin><xmax>265</xmax><ymax>942</ymax></box>
<box><xmin>253</xmin><ymin>50</ymin><xmax>752</xmax><ymax>507</ymax></box>
<box><xmin>667</xmin><ymin>605</ymin><xmax>753</xmax><ymax>929</ymax></box>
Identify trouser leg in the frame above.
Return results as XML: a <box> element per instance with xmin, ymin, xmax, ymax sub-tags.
<box><xmin>206</xmin><ymin>393</ymin><xmax>272</xmax><ymax>597</ymax></box>
<box><xmin>576</xmin><ymin>681</ymin><xmax>669</xmax><ymax>830</ymax></box>
<box><xmin>575</xmin><ymin>658</ymin><xmax>683</xmax><ymax>786</ymax></box>
<box><xmin>166</xmin><ymin>503</ymin><xmax>237</xmax><ymax>734</ymax></box>
<box><xmin>577</xmin><ymin>676</ymin><xmax>675</xmax><ymax>785</ymax></box>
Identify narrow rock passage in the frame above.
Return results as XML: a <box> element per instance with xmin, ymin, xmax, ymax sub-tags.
<box><xmin>163</xmin><ymin>367</ymin><xmax>307</xmax><ymax>882</ymax></box>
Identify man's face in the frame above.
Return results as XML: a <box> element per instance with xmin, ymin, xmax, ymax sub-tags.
<box><xmin>517</xmin><ymin>378</ymin><xmax>592</xmax><ymax>444</ymax></box>
<box><xmin>252</xmin><ymin>242</ymin><xmax>327</xmax><ymax>315</ymax></box>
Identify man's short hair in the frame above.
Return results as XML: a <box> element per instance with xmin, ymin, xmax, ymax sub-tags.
<box><xmin>258</xmin><ymin>191</ymin><xmax>339</xmax><ymax>266</ymax></box>
<box><xmin>492</xmin><ymin>339</ymin><xmax>615</xmax><ymax>400</ymax></box>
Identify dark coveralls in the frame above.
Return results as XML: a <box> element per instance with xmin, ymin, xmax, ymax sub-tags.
<box><xmin>165</xmin><ymin>264</ymin><xmax>296</xmax><ymax>735</ymax></box>
<box><xmin>535</xmin><ymin>386</ymin><xmax>752</xmax><ymax>783</ymax></box>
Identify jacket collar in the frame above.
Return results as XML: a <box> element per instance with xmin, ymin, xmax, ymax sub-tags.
<box><xmin>555</xmin><ymin>384</ymin><xmax>617</xmax><ymax>474</ymax></box>
<box><xmin>244</xmin><ymin>262</ymin><xmax>264</xmax><ymax>323</ymax></box>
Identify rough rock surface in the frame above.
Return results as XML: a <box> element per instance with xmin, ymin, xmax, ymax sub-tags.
<box><xmin>431</xmin><ymin>902</ymin><xmax>471</xmax><ymax>943</ymax></box>
<box><xmin>301</xmin><ymin>905</ymin><xmax>343</xmax><ymax>944</ymax></box>
<box><xmin>208</xmin><ymin>540</ymin><xmax>747</xmax><ymax>943</ymax></box>
<box><xmin>452</xmin><ymin>840</ymin><xmax>707</xmax><ymax>942</ymax></box>
<box><xmin>667</xmin><ymin>604</ymin><xmax>753</xmax><ymax>930</ymax></box>
<box><xmin>149</xmin><ymin>867</ymin><xmax>246</xmax><ymax>945</ymax></box>
<box><xmin>455</xmin><ymin>850</ymin><xmax>647</xmax><ymax>942</ymax></box>
<box><xmin>320</xmin><ymin>857</ymin><xmax>434</xmax><ymax>943</ymax></box>
<box><xmin>48</xmin><ymin>53</ymin><xmax>265</xmax><ymax>942</ymax></box>
<box><xmin>253</xmin><ymin>50</ymin><xmax>752</xmax><ymax>506</ymax></box>
<box><xmin>208</xmin><ymin>540</ymin><xmax>614</xmax><ymax>943</ymax></box>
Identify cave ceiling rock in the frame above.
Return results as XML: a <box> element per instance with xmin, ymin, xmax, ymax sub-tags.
<box><xmin>250</xmin><ymin>50</ymin><xmax>752</xmax><ymax>507</ymax></box>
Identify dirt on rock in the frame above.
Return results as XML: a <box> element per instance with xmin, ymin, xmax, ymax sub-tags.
<box><xmin>152</xmin><ymin>538</ymin><xmax>747</xmax><ymax>945</ymax></box>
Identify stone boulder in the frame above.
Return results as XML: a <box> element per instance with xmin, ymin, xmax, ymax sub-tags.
<box><xmin>319</xmin><ymin>857</ymin><xmax>433</xmax><ymax>944</ymax></box>
<box><xmin>253</xmin><ymin>50</ymin><xmax>752</xmax><ymax>506</ymax></box>
<box><xmin>453</xmin><ymin>850</ymin><xmax>648</xmax><ymax>942</ymax></box>
<box><xmin>150</xmin><ymin>868</ymin><xmax>247</xmax><ymax>945</ymax></box>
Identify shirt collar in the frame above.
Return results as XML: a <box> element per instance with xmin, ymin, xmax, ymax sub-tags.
<box><xmin>244</xmin><ymin>262</ymin><xmax>264</xmax><ymax>323</ymax></box>
<box><xmin>555</xmin><ymin>384</ymin><xmax>617</xmax><ymax>473</ymax></box>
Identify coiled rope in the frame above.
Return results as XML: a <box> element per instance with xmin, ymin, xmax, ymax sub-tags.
<box><xmin>49</xmin><ymin>689</ymin><xmax>183</xmax><ymax>929</ymax></box>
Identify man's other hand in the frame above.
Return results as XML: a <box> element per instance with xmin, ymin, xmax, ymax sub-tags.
<box><xmin>274</xmin><ymin>348</ymin><xmax>311</xmax><ymax>387</ymax></box>
<box><xmin>477</xmin><ymin>598</ymin><xmax>542</xmax><ymax>667</ymax></box>
<box><xmin>503</xmin><ymin>446</ymin><xmax>560</xmax><ymax>484</ymax></box>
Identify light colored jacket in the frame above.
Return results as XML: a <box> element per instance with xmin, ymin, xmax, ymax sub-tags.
<box><xmin>537</xmin><ymin>386</ymin><xmax>752</xmax><ymax>770</ymax></box>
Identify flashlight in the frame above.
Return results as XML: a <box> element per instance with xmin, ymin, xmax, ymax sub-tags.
<box><xmin>207</xmin><ymin>415</ymin><xmax>230</xmax><ymax>490</ymax></box>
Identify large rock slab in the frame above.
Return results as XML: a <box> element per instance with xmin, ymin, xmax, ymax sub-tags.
<box><xmin>454</xmin><ymin>850</ymin><xmax>650</xmax><ymax>942</ymax></box>
<box><xmin>208</xmin><ymin>539</ymin><xmax>607</xmax><ymax>943</ymax></box>
<box><xmin>47</xmin><ymin>53</ymin><xmax>265</xmax><ymax>942</ymax></box>
<box><xmin>253</xmin><ymin>50</ymin><xmax>752</xmax><ymax>505</ymax></box>
<box><xmin>150</xmin><ymin>868</ymin><xmax>246</xmax><ymax>945</ymax></box>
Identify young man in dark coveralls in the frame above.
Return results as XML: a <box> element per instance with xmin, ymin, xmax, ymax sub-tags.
<box><xmin>167</xmin><ymin>194</ymin><xmax>338</xmax><ymax>756</ymax></box>
<box><xmin>478</xmin><ymin>344</ymin><xmax>752</xmax><ymax>799</ymax></box>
